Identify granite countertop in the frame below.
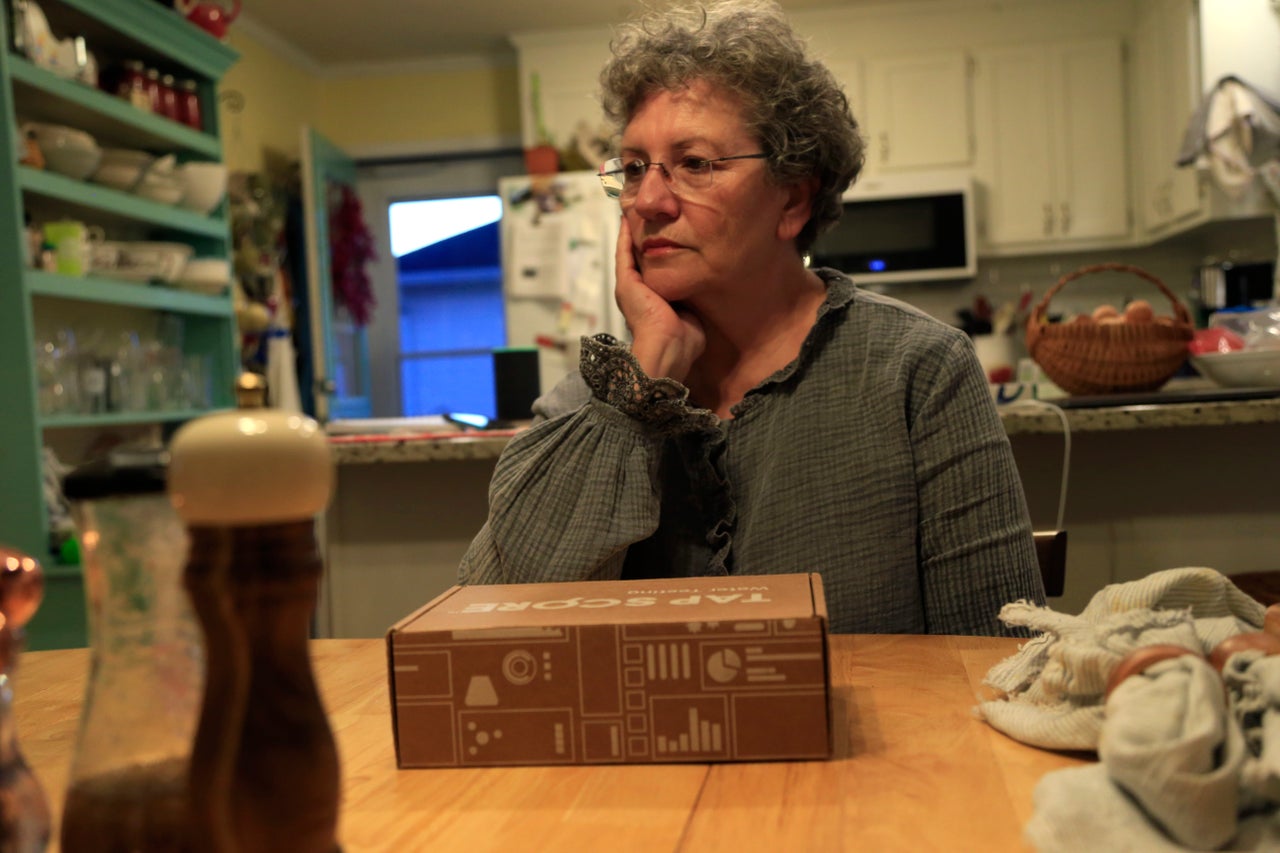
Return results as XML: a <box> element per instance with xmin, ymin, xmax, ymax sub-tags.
<box><xmin>330</xmin><ymin>390</ymin><xmax>1280</xmax><ymax>464</ymax></box>
<box><xmin>998</xmin><ymin>393</ymin><xmax>1280</xmax><ymax>436</ymax></box>
<box><xmin>330</xmin><ymin>430</ymin><xmax>515</xmax><ymax>465</ymax></box>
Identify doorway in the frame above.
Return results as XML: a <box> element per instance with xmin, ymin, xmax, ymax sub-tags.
<box><xmin>391</xmin><ymin>195</ymin><xmax>505</xmax><ymax>416</ymax></box>
<box><xmin>356</xmin><ymin>150</ymin><xmax>527</xmax><ymax>416</ymax></box>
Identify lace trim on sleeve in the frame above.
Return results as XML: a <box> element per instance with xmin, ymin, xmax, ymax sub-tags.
<box><xmin>579</xmin><ymin>333</ymin><xmax>719</xmax><ymax>435</ymax></box>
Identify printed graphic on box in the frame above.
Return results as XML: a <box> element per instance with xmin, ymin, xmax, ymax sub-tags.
<box><xmin>394</xmin><ymin>614</ymin><xmax>824</xmax><ymax>758</ymax></box>
<box><xmin>391</xmin><ymin>604</ymin><xmax>829</xmax><ymax>767</ymax></box>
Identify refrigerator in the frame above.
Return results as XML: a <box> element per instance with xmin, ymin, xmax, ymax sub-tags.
<box><xmin>499</xmin><ymin>171</ymin><xmax>627</xmax><ymax>395</ymax></box>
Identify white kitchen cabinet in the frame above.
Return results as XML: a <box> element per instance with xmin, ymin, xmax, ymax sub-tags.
<box><xmin>863</xmin><ymin>52</ymin><xmax>972</xmax><ymax>175</ymax></box>
<box><xmin>974</xmin><ymin>37</ymin><xmax>1130</xmax><ymax>252</ymax></box>
<box><xmin>1132</xmin><ymin>0</ymin><xmax>1204</xmax><ymax>236</ymax></box>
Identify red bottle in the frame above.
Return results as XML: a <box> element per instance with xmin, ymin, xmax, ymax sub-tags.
<box><xmin>144</xmin><ymin>67</ymin><xmax>162</xmax><ymax>114</ymax></box>
<box><xmin>160</xmin><ymin>74</ymin><xmax>180</xmax><ymax>121</ymax></box>
<box><xmin>178</xmin><ymin>79</ymin><xmax>203</xmax><ymax>131</ymax></box>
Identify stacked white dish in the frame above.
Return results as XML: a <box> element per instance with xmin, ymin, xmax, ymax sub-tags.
<box><xmin>90</xmin><ymin>151</ymin><xmax>227</xmax><ymax>213</ymax></box>
<box><xmin>97</xmin><ymin>241</ymin><xmax>193</xmax><ymax>284</ymax></box>
<box><xmin>91</xmin><ymin>148</ymin><xmax>155</xmax><ymax>192</ymax></box>
<box><xmin>135</xmin><ymin>165</ymin><xmax>184</xmax><ymax>205</ymax></box>
<box><xmin>1190</xmin><ymin>349</ymin><xmax>1280</xmax><ymax>388</ymax></box>
<box><xmin>91</xmin><ymin>150</ymin><xmax>183</xmax><ymax>207</ymax></box>
<box><xmin>1190</xmin><ymin>307</ymin><xmax>1280</xmax><ymax>388</ymax></box>
<box><xmin>174</xmin><ymin>257</ymin><xmax>232</xmax><ymax>295</ymax></box>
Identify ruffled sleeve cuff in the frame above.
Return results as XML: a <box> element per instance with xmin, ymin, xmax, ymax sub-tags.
<box><xmin>579</xmin><ymin>333</ymin><xmax>719</xmax><ymax>435</ymax></box>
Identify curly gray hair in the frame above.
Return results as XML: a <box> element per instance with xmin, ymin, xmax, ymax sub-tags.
<box><xmin>599</xmin><ymin>0</ymin><xmax>865</xmax><ymax>254</ymax></box>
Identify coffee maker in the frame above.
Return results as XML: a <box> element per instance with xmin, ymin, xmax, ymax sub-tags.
<box><xmin>1193</xmin><ymin>260</ymin><xmax>1277</xmax><ymax>325</ymax></box>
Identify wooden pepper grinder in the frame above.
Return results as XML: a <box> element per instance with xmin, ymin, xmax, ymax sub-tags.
<box><xmin>168</xmin><ymin>373</ymin><xmax>341</xmax><ymax>853</ymax></box>
<box><xmin>0</xmin><ymin>546</ymin><xmax>51</xmax><ymax>853</ymax></box>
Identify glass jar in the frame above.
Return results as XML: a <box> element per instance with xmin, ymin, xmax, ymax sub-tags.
<box><xmin>178</xmin><ymin>79</ymin><xmax>202</xmax><ymax>131</ymax></box>
<box><xmin>115</xmin><ymin>60</ymin><xmax>149</xmax><ymax>110</ymax></box>
<box><xmin>144</xmin><ymin>67</ymin><xmax>162</xmax><ymax>114</ymax></box>
<box><xmin>60</xmin><ymin>448</ymin><xmax>202</xmax><ymax>852</ymax></box>
<box><xmin>159</xmin><ymin>74</ymin><xmax>180</xmax><ymax>122</ymax></box>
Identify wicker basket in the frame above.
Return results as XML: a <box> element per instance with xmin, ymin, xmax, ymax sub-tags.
<box><xmin>1024</xmin><ymin>263</ymin><xmax>1194</xmax><ymax>395</ymax></box>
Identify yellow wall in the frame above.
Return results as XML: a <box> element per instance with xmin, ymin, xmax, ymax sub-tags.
<box><xmin>317</xmin><ymin>65</ymin><xmax>522</xmax><ymax>153</ymax></box>
<box><xmin>217</xmin><ymin>28</ymin><xmax>521</xmax><ymax>172</ymax></box>
<box><xmin>218</xmin><ymin>29</ymin><xmax>322</xmax><ymax>174</ymax></box>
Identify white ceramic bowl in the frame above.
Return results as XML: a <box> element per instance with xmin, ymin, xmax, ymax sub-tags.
<box><xmin>1190</xmin><ymin>348</ymin><xmax>1280</xmax><ymax>388</ymax></box>
<box><xmin>135</xmin><ymin>171</ymin><xmax>184</xmax><ymax>206</ymax></box>
<box><xmin>91</xmin><ymin>148</ymin><xmax>154</xmax><ymax>191</ymax></box>
<box><xmin>177</xmin><ymin>257</ymin><xmax>231</xmax><ymax>291</ymax></box>
<box><xmin>24</xmin><ymin>122</ymin><xmax>102</xmax><ymax>180</ymax></box>
<box><xmin>177</xmin><ymin>162</ymin><xmax>228</xmax><ymax>214</ymax></box>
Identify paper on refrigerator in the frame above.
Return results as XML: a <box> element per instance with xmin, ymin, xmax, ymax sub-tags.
<box><xmin>508</xmin><ymin>215</ymin><xmax>569</xmax><ymax>299</ymax></box>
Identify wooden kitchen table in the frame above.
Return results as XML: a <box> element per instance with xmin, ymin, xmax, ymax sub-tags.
<box><xmin>16</xmin><ymin>636</ymin><xmax>1089</xmax><ymax>851</ymax></box>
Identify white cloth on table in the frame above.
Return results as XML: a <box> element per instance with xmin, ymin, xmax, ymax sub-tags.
<box><xmin>977</xmin><ymin>567</ymin><xmax>1263</xmax><ymax>751</ymax></box>
<box><xmin>1100</xmin><ymin>654</ymin><xmax>1244</xmax><ymax>849</ymax></box>
<box><xmin>1025</xmin><ymin>651</ymin><xmax>1280</xmax><ymax>852</ymax></box>
<box><xmin>974</xmin><ymin>567</ymin><xmax>1277</xmax><ymax>851</ymax></box>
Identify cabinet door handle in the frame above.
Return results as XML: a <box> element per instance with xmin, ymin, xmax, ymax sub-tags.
<box><xmin>879</xmin><ymin>132</ymin><xmax>889</xmax><ymax>165</ymax></box>
<box><xmin>1043</xmin><ymin>203</ymin><xmax>1054</xmax><ymax>236</ymax></box>
<box><xmin>1060</xmin><ymin>202</ymin><xmax>1071</xmax><ymax>234</ymax></box>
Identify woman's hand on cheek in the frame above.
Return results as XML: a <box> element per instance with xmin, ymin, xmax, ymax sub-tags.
<box><xmin>615</xmin><ymin>217</ymin><xmax>705</xmax><ymax>384</ymax></box>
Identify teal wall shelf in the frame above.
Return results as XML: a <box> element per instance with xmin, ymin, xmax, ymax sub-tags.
<box><xmin>40</xmin><ymin>407</ymin><xmax>230</xmax><ymax>430</ymax></box>
<box><xmin>0</xmin><ymin>0</ymin><xmax>240</xmax><ymax>649</ymax></box>
<box><xmin>11</xmin><ymin>57</ymin><xmax>222</xmax><ymax>159</ymax></box>
<box><xmin>19</xmin><ymin>167</ymin><xmax>230</xmax><ymax>239</ymax></box>
<box><xmin>44</xmin><ymin>0</ymin><xmax>238</xmax><ymax>81</ymax></box>
<box><xmin>27</xmin><ymin>270</ymin><xmax>234</xmax><ymax>314</ymax></box>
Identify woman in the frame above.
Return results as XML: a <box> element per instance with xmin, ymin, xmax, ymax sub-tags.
<box><xmin>460</xmin><ymin>0</ymin><xmax>1045</xmax><ymax>634</ymax></box>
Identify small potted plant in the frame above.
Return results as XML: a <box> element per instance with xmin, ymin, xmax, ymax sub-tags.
<box><xmin>523</xmin><ymin>73</ymin><xmax>560</xmax><ymax>176</ymax></box>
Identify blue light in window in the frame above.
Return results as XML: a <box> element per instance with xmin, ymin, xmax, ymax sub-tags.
<box><xmin>868</xmin><ymin>259</ymin><xmax>887</xmax><ymax>272</ymax></box>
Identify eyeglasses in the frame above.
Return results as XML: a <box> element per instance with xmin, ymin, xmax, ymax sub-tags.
<box><xmin>598</xmin><ymin>153</ymin><xmax>768</xmax><ymax>200</ymax></box>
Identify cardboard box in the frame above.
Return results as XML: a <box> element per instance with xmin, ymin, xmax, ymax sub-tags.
<box><xmin>387</xmin><ymin>573</ymin><xmax>831</xmax><ymax>767</ymax></box>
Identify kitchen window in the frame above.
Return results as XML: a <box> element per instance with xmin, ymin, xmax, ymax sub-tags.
<box><xmin>391</xmin><ymin>196</ymin><xmax>505</xmax><ymax>416</ymax></box>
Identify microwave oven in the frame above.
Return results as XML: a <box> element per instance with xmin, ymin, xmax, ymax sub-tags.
<box><xmin>807</xmin><ymin>170</ymin><xmax>977</xmax><ymax>284</ymax></box>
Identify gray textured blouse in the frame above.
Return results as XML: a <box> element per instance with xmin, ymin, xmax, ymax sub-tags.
<box><xmin>459</xmin><ymin>270</ymin><xmax>1045</xmax><ymax>635</ymax></box>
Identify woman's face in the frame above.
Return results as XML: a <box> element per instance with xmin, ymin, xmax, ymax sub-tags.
<box><xmin>619</xmin><ymin>80</ymin><xmax>809</xmax><ymax>305</ymax></box>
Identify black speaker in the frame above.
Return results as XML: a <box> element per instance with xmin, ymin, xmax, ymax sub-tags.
<box><xmin>492</xmin><ymin>348</ymin><xmax>540</xmax><ymax>421</ymax></box>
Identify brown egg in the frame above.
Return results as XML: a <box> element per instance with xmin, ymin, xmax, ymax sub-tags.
<box><xmin>1265</xmin><ymin>604</ymin><xmax>1280</xmax><ymax>636</ymax></box>
<box><xmin>1092</xmin><ymin>304</ymin><xmax>1120</xmax><ymax>321</ymax></box>
<box><xmin>1105</xmin><ymin>644</ymin><xmax>1201</xmax><ymax>699</ymax></box>
<box><xmin>1123</xmin><ymin>300</ymin><xmax>1155</xmax><ymax>323</ymax></box>
<box><xmin>1210</xmin><ymin>631</ymin><xmax>1280</xmax><ymax>672</ymax></box>
<box><xmin>1068</xmin><ymin>313</ymin><xmax>1096</xmax><ymax>326</ymax></box>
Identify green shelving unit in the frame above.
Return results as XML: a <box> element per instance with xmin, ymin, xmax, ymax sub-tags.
<box><xmin>0</xmin><ymin>0</ymin><xmax>239</xmax><ymax>649</ymax></box>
